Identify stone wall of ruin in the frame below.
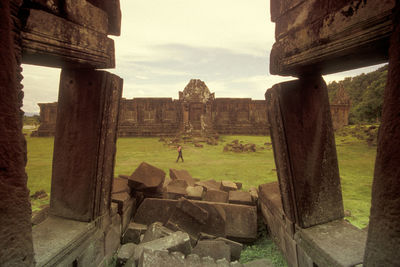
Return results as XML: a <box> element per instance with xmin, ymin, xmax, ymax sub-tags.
<box><xmin>118</xmin><ymin>98</ymin><xmax>183</xmax><ymax>137</ymax></box>
<box><xmin>36</xmin><ymin>97</ymin><xmax>271</xmax><ymax>136</ymax></box>
<box><xmin>212</xmin><ymin>99</ymin><xmax>269</xmax><ymax>135</ymax></box>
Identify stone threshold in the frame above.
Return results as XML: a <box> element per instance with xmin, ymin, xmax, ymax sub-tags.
<box><xmin>32</xmin><ymin>215</ymin><xmax>96</xmax><ymax>266</ymax></box>
<box><xmin>295</xmin><ymin>219</ymin><xmax>367</xmax><ymax>267</ymax></box>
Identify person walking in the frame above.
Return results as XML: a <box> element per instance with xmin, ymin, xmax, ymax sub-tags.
<box><xmin>176</xmin><ymin>145</ymin><xmax>184</xmax><ymax>162</ymax></box>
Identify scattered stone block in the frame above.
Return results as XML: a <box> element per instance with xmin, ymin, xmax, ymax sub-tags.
<box><xmin>186</xmin><ymin>254</ymin><xmax>202</xmax><ymax>267</ymax></box>
<box><xmin>248</xmin><ymin>187</ymin><xmax>258</xmax><ymax>203</ymax></box>
<box><xmin>203</xmin><ymin>189</ymin><xmax>228</xmax><ymax>203</ymax></box>
<box><xmin>129</xmin><ymin>162</ymin><xmax>166</xmax><ymax>192</ymax></box>
<box><xmin>243</xmin><ymin>258</ymin><xmax>274</xmax><ymax>267</ymax></box>
<box><xmin>230</xmin><ymin>261</ymin><xmax>244</xmax><ymax>267</ymax></box>
<box><xmin>138</xmin><ymin>249</ymin><xmax>180</xmax><ymax>267</ymax></box>
<box><xmin>112</xmin><ymin>177</ymin><xmax>131</xmax><ymax>194</ymax></box>
<box><xmin>215</xmin><ymin>237</ymin><xmax>243</xmax><ymax>261</ymax></box>
<box><xmin>166</xmin><ymin>200</ymin><xmax>207</xmax><ymax>242</ymax></box>
<box><xmin>220</xmin><ymin>203</ymin><xmax>257</xmax><ymax>243</ymax></box>
<box><xmin>202</xmin><ymin>256</ymin><xmax>217</xmax><ymax>266</ymax></box>
<box><xmin>216</xmin><ymin>258</ymin><xmax>230</xmax><ymax>266</ymax></box>
<box><xmin>122</xmin><ymin>257</ymin><xmax>136</xmax><ymax>267</ymax></box>
<box><xmin>186</xmin><ymin>186</ymin><xmax>204</xmax><ymax>200</ymax></box>
<box><xmin>195</xmin><ymin>180</ymin><xmax>222</xmax><ymax>191</ymax></box>
<box><xmin>177</xmin><ymin>198</ymin><xmax>209</xmax><ymax>224</ymax></box>
<box><xmin>221</xmin><ymin>181</ymin><xmax>238</xmax><ymax>192</ymax></box>
<box><xmin>134</xmin><ymin>231</ymin><xmax>192</xmax><ymax>262</ymax></box>
<box><xmin>228</xmin><ymin>191</ymin><xmax>253</xmax><ymax>205</ymax></box>
<box><xmin>168</xmin><ymin>179</ymin><xmax>188</xmax><ymax>189</ymax></box>
<box><xmin>122</xmin><ymin>222</ymin><xmax>148</xmax><ymax>244</ymax></box>
<box><xmin>163</xmin><ymin>183</ymin><xmax>188</xmax><ymax>200</ymax></box>
<box><xmin>198</xmin><ymin>232</ymin><xmax>217</xmax><ymax>240</ymax></box>
<box><xmin>117</xmin><ymin>243</ymin><xmax>138</xmax><ymax>266</ymax></box>
<box><xmin>234</xmin><ymin>182</ymin><xmax>242</xmax><ymax>190</ymax></box>
<box><xmin>133</xmin><ymin>198</ymin><xmax>178</xmax><ymax>225</ymax></box>
<box><xmin>142</xmin><ymin>222</ymin><xmax>174</xmax><ymax>243</ymax></box>
<box><xmin>112</xmin><ymin>192</ymin><xmax>131</xmax><ymax>214</ymax></box>
<box><xmin>169</xmin><ymin>169</ymin><xmax>197</xmax><ymax>186</ymax></box>
<box><xmin>192</xmin><ymin>240</ymin><xmax>230</xmax><ymax>261</ymax></box>
<box><xmin>134</xmin><ymin>198</ymin><xmax>255</xmax><ymax>241</ymax></box>
<box><xmin>31</xmin><ymin>190</ymin><xmax>48</xmax><ymax>199</ymax></box>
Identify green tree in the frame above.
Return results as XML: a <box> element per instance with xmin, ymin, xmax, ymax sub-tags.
<box><xmin>327</xmin><ymin>65</ymin><xmax>388</xmax><ymax>124</ymax></box>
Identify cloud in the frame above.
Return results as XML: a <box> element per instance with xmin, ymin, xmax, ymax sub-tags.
<box><xmin>111</xmin><ymin>43</ymin><xmax>271</xmax><ymax>99</ymax></box>
<box><xmin>22</xmin><ymin>64</ymin><xmax>60</xmax><ymax>113</ymax></box>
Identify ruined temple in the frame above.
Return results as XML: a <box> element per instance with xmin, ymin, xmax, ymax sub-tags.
<box><xmin>36</xmin><ymin>79</ymin><xmax>270</xmax><ymax>137</ymax></box>
<box><xmin>35</xmin><ymin>79</ymin><xmax>353</xmax><ymax>137</ymax></box>
<box><xmin>330</xmin><ymin>85</ymin><xmax>351</xmax><ymax>130</ymax></box>
<box><xmin>1</xmin><ymin>0</ymin><xmax>399</xmax><ymax>266</ymax></box>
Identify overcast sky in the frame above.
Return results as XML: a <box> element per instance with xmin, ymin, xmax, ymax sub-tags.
<box><xmin>22</xmin><ymin>0</ymin><xmax>385</xmax><ymax>113</ymax></box>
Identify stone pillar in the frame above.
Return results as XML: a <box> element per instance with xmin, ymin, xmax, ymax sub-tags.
<box><xmin>265</xmin><ymin>75</ymin><xmax>344</xmax><ymax>228</ymax></box>
<box><xmin>50</xmin><ymin>69</ymin><xmax>123</xmax><ymax>222</ymax></box>
<box><xmin>0</xmin><ymin>0</ymin><xmax>34</xmax><ymax>265</ymax></box>
<box><xmin>364</xmin><ymin>3</ymin><xmax>400</xmax><ymax>265</ymax></box>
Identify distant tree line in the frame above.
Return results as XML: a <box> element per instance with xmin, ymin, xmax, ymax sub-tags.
<box><xmin>23</xmin><ymin>114</ymin><xmax>40</xmax><ymax>125</ymax></box>
<box><xmin>327</xmin><ymin>65</ymin><xmax>388</xmax><ymax>124</ymax></box>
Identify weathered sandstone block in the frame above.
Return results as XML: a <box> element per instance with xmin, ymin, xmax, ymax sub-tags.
<box><xmin>265</xmin><ymin>76</ymin><xmax>344</xmax><ymax>228</ymax></box>
<box><xmin>129</xmin><ymin>162</ymin><xmax>166</xmax><ymax>192</ymax></box>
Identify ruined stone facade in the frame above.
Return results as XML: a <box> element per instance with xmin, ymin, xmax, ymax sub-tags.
<box><xmin>330</xmin><ymin>85</ymin><xmax>351</xmax><ymax>130</ymax></box>
<box><xmin>36</xmin><ymin>78</ymin><xmax>353</xmax><ymax>137</ymax></box>
<box><xmin>37</xmin><ymin>79</ymin><xmax>270</xmax><ymax>137</ymax></box>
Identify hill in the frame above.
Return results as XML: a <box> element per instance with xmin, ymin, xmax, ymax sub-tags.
<box><xmin>327</xmin><ymin>65</ymin><xmax>388</xmax><ymax>124</ymax></box>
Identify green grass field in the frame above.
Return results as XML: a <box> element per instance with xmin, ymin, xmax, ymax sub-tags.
<box><xmin>26</xmin><ymin>131</ymin><xmax>376</xmax><ymax>229</ymax></box>
<box><xmin>24</xmin><ymin>128</ymin><xmax>377</xmax><ymax>266</ymax></box>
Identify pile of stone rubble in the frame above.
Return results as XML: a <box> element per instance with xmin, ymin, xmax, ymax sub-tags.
<box><xmin>223</xmin><ymin>140</ymin><xmax>257</xmax><ymax>153</ymax></box>
<box><xmin>111</xmin><ymin>162</ymin><xmax>273</xmax><ymax>267</ymax></box>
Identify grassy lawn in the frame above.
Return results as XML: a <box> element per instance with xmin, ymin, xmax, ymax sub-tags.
<box><xmin>24</xmin><ymin>128</ymin><xmax>377</xmax><ymax>266</ymax></box>
<box><xmin>115</xmin><ymin>135</ymin><xmax>277</xmax><ymax>190</ymax></box>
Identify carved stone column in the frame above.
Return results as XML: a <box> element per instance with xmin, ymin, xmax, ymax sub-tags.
<box><xmin>265</xmin><ymin>75</ymin><xmax>344</xmax><ymax>228</ymax></box>
<box><xmin>0</xmin><ymin>0</ymin><xmax>34</xmax><ymax>265</ymax></box>
<box><xmin>364</xmin><ymin>2</ymin><xmax>400</xmax><ymax>265</ymax></box>
<box><xmin>50</xmin><ymin>69</ymin><xmax>123</xmax><ymax>222</ymax></box>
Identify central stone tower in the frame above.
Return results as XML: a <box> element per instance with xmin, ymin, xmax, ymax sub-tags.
<box><xmin>179</xmin><ymin>79</ymin><xmax>215</xmax><ymax>135</ymax></box>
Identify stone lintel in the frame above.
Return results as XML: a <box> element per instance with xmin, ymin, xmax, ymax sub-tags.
<box><xmin>270</xmin><ymin>0</ymin><xmax>395</xmax><ymax>76</ymax></box>
<box><xmin>295</xmin><ymin>220</ymin><xmax>367</xmax><ymax>267</ymax></box>
<box><xmin>86</xmin><ymin>0</ymin><xmax>122</xmax><ymax>36</ymax></box>
<box><xmin>21</xmin><ymin>9</ymin><xmax>115</xmax><ymax>69</ymax></box>
<box><xmin>64</xmin><ymin>0</ymin><xmax>108</xmax><ymax>35</ymax></box>
<box><xmin>265</xmin><ymin>76</ymin><xmax>344</xmax><ymax>228</ymax></box>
